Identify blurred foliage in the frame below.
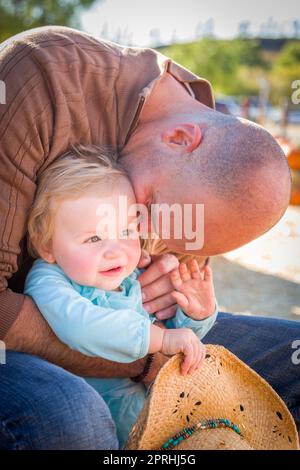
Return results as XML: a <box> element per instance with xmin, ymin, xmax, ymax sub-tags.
<box><xmin>271</xmin><ymin>42</ymin><xmax>300</xmax><ymax>100</ymax></box>
<box><xmin>161</xmin><ymin>38</ymin><xmax>300</xmax><ymax>104</ymax></box>
<box><xmin>0</xmin><ymin>0</ymin><xmax>98</xmax><ymax>42</ymax></box>
<box><xmin>161</xmin><ymin>39</ymin><xmax>266</xmax><ymax>96</ymax></box>
<box><xmin>1</xmin><ymin>2</ymin><xmax>299</xmax><ymax>105</ymax></box>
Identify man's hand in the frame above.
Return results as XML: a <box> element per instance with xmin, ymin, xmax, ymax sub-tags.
<box><xmin>170</xmin><ymin>259</ymin><xmax>216</xmax><ymax>320</ymax></box>
<box><xmin>137</xmin><ymin>251</ymin><xmax>179</xmax><ymax>321</ymax></box>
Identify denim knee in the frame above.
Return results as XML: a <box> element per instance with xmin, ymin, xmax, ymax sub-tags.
<box><xmin>0</xmin><ymin>351</ymin><xmax>119</xmax><ymax>450</ymax></box>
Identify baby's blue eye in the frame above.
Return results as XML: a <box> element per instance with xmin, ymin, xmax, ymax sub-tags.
<box><xmin>87</xmin><ymin>235</ymin><xmax>102</xmax><ymax>243</ymax></box>
<box><xmin>121</xmin><ymin>228</ymin><xmax>136</xmax><ymax>237</ymax></box>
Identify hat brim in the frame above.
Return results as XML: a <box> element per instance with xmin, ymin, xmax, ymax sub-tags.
<box><xmin>125</xmin><ymin>345</ymin><xmax>299</xmax><ymax>450</ymax></box>
<box><xmin>169</xmin><ymin>427</ymin><xmax>254</xmax><ymax>450</ymax></box>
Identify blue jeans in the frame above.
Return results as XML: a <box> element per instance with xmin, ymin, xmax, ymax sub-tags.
<box><xmin>0</xmin><ymin>351</ymin><xmax>119</xmax><ymax>450</ymax></box>
<box><xmin>0</xmin><ymin>312</ymin><xmax>299</xmax><ymax>449</ymax></box>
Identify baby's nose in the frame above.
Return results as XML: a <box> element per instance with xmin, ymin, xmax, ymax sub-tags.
<box><xmin>102</xmin><ymin>243</ymin><xmax>124</xmax><ymax>259</ymax></box>
<box><xmin>103</xmin><ymin>250</ymin><xmax>121</xmax><ymax>259</ymax></box>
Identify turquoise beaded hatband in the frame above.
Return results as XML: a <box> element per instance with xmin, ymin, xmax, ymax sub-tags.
<box><xmin>161</xmin><ymin>418</ymin><xmax>242</xmax><ymax>450</ymax></box>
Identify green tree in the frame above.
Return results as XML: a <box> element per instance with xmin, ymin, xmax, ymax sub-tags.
<box><xmin>271</xmin><ymin>42</ymin><xmax>300</xmax><ymax>102</ymax></box>
<box><xmin>0</xmin><ymin>0</ymin><xmax>99</xmax><ymax>42</ymax></box>
<box><xmin>161</xmin><ymin>39</ymin><xmax>265</xmax><ymax>96</ymax></box>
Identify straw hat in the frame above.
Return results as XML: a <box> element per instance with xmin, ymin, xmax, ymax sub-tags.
<box><xmin>125</xmin><ymin>345</ymin><xmax>299</xmax><ymax>450</ymax></box>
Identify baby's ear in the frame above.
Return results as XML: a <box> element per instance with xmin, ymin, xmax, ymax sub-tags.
<box><xmin>37</xmin><ymin>243</ymin><xmax>56</xmax><ymax>264</ymax></box>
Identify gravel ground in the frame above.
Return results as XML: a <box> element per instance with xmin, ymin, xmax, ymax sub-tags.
<box><xmin>211</xmin><ymin>205</ymin><xmax>300</xmax><ymax>322</ymax></box>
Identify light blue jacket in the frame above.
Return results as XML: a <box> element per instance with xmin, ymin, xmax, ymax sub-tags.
<box><xmin>24</xmin><ymin>258</ymin><xmax>218</xmax><ymax>448</ymax></box>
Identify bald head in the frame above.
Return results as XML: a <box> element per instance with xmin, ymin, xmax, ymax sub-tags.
<box><xmin>193</xmin><ymin>112</ymin><xmax>290</xmax><ymax>221</ymax></box>
<box><xmin>192</xmin><ymin>112</ymin><xmax>288</xmax><ymax>189</ymax></box>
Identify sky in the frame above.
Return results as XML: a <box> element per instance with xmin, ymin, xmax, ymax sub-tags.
<box><xmin>81</xmin><ymin>0</ymin><xmax>300</xmax><ymax>46</ymax></box>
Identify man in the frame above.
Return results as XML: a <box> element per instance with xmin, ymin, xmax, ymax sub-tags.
<box><xmin>0</xmin><ymin>26</ymin><xmax>299</xmax><ymax>449</ymax></box>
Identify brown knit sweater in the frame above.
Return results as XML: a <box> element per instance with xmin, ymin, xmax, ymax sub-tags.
<box><xmin>0</xmin><ymin>26</ymin><xmax>214</xmax><ymax>339</ymax></box>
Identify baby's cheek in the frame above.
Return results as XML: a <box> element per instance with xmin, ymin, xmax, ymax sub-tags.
<box><xmin>60</xmin><ymin>249</ymin><xmax>96</xmax><ymax>284</ymax></box>
<box><xmin>126</xmin><ymin>239</ymin><xmax>142</xmax><ymax>267</ymax></box>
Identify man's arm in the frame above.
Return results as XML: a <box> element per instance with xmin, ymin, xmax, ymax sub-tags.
<box><xmin>0</xmin><ymin>32</ymin><xmax>55</xmax><ymax>340</ymax></box>
<box><xmin>4</xmin><ymin>296</ymin><xmax>148</xmax><ymax>378</ymax></box>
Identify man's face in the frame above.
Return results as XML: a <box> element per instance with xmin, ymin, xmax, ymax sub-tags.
<box><xmin>146</xmin><ymin>183</ymin><xmax>233</xmax><ymax>256</ymax></box>
<box><xmin>123</xmin><ymin>162</ymin><xmax>270</xmax><ymax>257</ymax></box>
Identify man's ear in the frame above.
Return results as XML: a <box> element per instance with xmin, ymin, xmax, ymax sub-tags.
<box><xmin>161</xmin><ymin>123</ymin><xmax>202</xmax><ymax>152</ymax></box>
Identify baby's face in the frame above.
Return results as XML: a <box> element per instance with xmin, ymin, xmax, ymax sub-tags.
<box><xmin>49</xmin><ymin>177</ymin><xmax>141</xmax><ymax>290</ymax></box>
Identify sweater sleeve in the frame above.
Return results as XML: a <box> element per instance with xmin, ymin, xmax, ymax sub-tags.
<box><xmin>24</xmin><ymin>261</ymin><xmax>151</xmax><ymax>362</ymax></box>
<box><xmin>0</xmin><ymin>37</ymin><xmax>52</xmax><ymax>339</ymax></box>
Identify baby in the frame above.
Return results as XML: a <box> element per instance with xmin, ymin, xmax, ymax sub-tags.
<box><xmin>24</xmin><ymin>144</ymin><xmax>218</xmax><ymax>449</ymax></box>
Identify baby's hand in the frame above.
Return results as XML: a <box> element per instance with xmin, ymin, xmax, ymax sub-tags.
<box><xmin>170</xmin><ymin>260</ymin><xmax>216</xmax><ymax>321</ymax></box>
<box><xmin>161</xmin><ymin>328</ymin><xmax>206</xmax><ymax>375</ymax></box>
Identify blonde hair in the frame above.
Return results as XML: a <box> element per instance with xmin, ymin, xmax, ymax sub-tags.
<box><xmin>27</xmin><ymin>144</ymin><xmax>129</xmax><ymax>258</ymax></box>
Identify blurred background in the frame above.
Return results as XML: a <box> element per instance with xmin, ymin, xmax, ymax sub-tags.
<box><xmin>1</xmin><ymin>0</ymin><xmax>299</xmax><ymax>320</ymax></box>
